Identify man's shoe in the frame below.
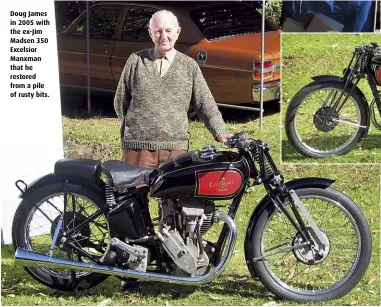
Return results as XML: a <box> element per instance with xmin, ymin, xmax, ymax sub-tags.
<box><xmin>120</xmin><ymin>278</ymin><xmax>154</xmax><ymax>292</ymax></box>
<box><xmin>120</xmin><ymin>278</ymin><xmax>140</xmax><ymax>292</ymax></box>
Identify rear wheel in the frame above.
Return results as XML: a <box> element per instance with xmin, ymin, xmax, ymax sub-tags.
<box><xmin>246</xmin><ymin>188</ymin><xmax>372</xmax><ymax>302</ymax></box>
<box><xmin>12</xmin><ymin>182</ymin><xmax>110</xmax><ymax>291</ymax></box>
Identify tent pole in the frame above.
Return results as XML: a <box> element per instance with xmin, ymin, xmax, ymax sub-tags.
<box><xmin>86</xmin><ymin>2</ymin><xmax>91</xmax><ymax>115</ymax></box>
<box><xmin>260</xmin><ymin>0</ymin><xmax>265</xmax><ymax>131</ymax></box>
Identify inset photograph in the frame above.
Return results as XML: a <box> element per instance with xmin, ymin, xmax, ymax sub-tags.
<box><xmin>282</xmin><ymin>33</ymin><xmax>381</xmax><ymax>163</ymax></box>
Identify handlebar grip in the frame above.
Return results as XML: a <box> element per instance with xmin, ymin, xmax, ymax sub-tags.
<box><xmin>227</xmin><ymin>131</ymin><xmax>251</xmax><ymax>149</ymax></box>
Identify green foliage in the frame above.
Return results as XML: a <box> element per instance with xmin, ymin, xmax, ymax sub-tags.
<box><xmin>257</xmin><ymin>0</ymin><xmax>282</xmax><ymax>27</ymax></box>
<box><xmin>265</xmin><ymin>0</ymin><xmax>282</xmax><ymax>26</ymax></box>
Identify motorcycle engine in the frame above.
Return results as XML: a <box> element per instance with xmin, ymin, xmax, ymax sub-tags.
<box><xmin>157</xmin><ymin>199</ymin><xmax>215</xmax><ymax>277</ymax></box>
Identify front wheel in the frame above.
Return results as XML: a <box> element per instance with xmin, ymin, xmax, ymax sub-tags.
<box><xmin>285</xmin><ymin>82</ymin><xmax>368</xmax><ymax>158</ymax></box>
<box><xmin>246</xmin><ymin>188</ymin><xmax>372</xmax><ymax>302</ymax></box>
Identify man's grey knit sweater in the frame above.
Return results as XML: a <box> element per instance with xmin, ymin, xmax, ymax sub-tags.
<box><xmin>114</xmin><ymin>47</ymin><xmax>227</xmax><ymax>151</ymax></box>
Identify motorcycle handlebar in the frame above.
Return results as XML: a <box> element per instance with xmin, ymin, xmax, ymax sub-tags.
<box><xmin>226</xmin><ymin>132</ymin><xmax>264</xmax><ymax>150</ymax></box>
<box><xmin>356</xmin><ymin>43</ymin><xmax>381</xmax><ymax>55</ymax></box>
<box><xmin>370</xmin><ymin>42</ymin><xmax>380</xmax><ymax>49</ymax></box>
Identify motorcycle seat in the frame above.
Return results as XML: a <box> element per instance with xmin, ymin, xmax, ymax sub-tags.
<box><xmin>101</xmin><ymin>160</ymin><xmax>154</xmax><ymax>190</ymax></box>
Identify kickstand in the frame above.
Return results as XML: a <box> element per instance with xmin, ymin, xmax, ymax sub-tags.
<box><xmin>68</xmin><ymin>249</ymin><xmax>79</xmax><ymax>298</ymax></box>
<box><xmin>71</xmin><ymin>270</ymin><xmax>79</xmax><ymax>298</ymax></box>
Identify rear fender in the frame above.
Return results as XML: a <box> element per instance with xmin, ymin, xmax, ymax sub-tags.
<box><xmin>17</xmin><ymin>173</ymin><xmax>105</xmax><ymax>199</ymax></box>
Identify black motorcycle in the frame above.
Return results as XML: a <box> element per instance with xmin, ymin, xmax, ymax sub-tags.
<box><xmin>12</xmin><ymin>133</ymin><xmax>371</xmax><ymax>302</ymax></box>
<box><xmin>285</xmin><ymin>42</ymin><xmax>381</xmax><ymax>158</ymax></box>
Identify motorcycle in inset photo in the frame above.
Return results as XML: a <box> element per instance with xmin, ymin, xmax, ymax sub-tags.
<box><xmin>285</xmin><ymin>42</ymin><xmax>381</xmax><ymax>158</ymax></box>
<box><xmin>12</xmin><ymin>133</ymin><xmax>371</xmax><ymax>302</ymax></box>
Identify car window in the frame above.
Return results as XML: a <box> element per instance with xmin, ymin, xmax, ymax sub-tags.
<box><xmin>122</xmin><ymin>6</ymin><xmax>158</xmax><ymax>41</ymax></box>
<box><xmin>190</xmin><ymin>3</ymin><xmax>273</xmax><ymax>40</ymax></box>
<box><xmin>68</xmin><ymin>5</ymin><xmax>123</xmax><ymax>39</ymax></box>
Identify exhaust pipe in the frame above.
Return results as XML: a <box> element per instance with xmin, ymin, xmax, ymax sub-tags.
<box><xmin>14</xmin><ymin>212</ymin><xmax>237</xmax><ymax>286</ymax></box>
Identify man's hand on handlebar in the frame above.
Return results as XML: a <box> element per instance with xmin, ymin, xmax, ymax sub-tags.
<box><xmin>216</xmin><ymin>133</ymin><xmax>234</xmax><ymax>144</ymax></box>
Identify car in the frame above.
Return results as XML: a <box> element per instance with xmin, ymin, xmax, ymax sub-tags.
<box><xmin>56</xmin><ymin>1</ymin><xmax>281</xmax><ymax>112</ymax></box>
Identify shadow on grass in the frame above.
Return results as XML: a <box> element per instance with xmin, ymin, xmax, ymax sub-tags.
<box><xmin>2</xmin><ymin>244</ymin><xmax>270</xmax><ymax>302</ymax></box>
<box><xmin>60</xmin><ymin>90</ymin><xmax>280</xmax><ymax>125</ymax></box>
<box><xmin>220</xmin><ymin>101</ymin><xmax>280</xmax><ymax>124</ymax></box>
<box><xmin>60</xmin><ymin>90</ymin><xmax>116</xmax><ymax>119</ymax></box>
<box><xmin>120</xmin><ymin>275</ymin><xmax>269</xmax><ymax>300</ymax></box>
<box><xmin>281</xmin><ymin>133</ymin><xmax>381</xmax><ymax>162</ymax></box>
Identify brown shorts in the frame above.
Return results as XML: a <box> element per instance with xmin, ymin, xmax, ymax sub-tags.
<box><xmin>122</xmin><ymin>149</ymin><xmax>187</xmax><ymax>168</ymax></box>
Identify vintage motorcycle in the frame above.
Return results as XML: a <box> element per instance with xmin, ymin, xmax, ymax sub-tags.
<box><xmin>12</xmin><ymin>132</ymin><xmax>371</xmax><ymax>302</ymax></box>
<box><xmin>285</xmin><ymin>42</ymin><xmax>381</xmax><ymax>158</ymax></box>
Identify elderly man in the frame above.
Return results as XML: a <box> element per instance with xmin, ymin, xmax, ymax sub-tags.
<box><xmin>114</xmin><ymin>10</ymin><xmax>231</xmax><ymax>168</ymax></box>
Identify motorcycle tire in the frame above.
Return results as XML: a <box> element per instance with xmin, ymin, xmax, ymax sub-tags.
<box><xmin>285</xmin><ymin>81</ymin><xmax>368</xmax><ymax>158</ymax></box>
<box><xmin>246</xmin><ymin>187</ymin><xmax>372</xmax><ymax>302</ymax></box>
<box><xmin>12</xmin><ymin>182</ymin><xmax>110</xmax><ymax>291</ymax></box>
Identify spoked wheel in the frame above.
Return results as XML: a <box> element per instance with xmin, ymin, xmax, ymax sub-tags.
<box><xmin>12</xmin><ymin>183</ymin><xmax>111</xmax><ymax>291</ymax></box>
<box><xmin>246</xmin><ymin>188</ymin><xmax>372</xmax><ymax>302</ymax></box>
<box><xmin>285</xmin><ymin>82</ymin><xmax>368</xmax><ymax>158</ymax></box>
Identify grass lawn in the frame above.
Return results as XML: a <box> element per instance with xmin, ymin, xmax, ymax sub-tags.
<box><xmin>281</xmin><ymin>33</ymin><xmax>381</xmax><ymax>163</ymax></box>
<box><xmin>1</xmin><ymin>108</ymin><xmax>380</xmax><ymax>306</ymax></box>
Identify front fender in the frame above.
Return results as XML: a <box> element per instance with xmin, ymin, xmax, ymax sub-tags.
<box><xmin>311</xmin><ymin>75</ymin><xmax>344</xmax><ymax>83</ymax></box>
<box><xmin>17</xmin><ymin>173</ymin><xmax>105</xmax><ymax>198</ymax></box>
<box><xmin>244</xmin><ymin>177</ymin><xmax>334</xmax><ymax>261</ymax></box>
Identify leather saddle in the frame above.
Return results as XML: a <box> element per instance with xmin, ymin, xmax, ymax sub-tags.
<box><xmin>102</xmin><ymin>160</ymin><xmax>154</xmax><ymax>190</ymax></box>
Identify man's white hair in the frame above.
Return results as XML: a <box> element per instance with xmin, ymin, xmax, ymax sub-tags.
<box><xmin>149</xmin><ymin>10</ymin><xmax>180</xmax><ymax>30</ymax></box>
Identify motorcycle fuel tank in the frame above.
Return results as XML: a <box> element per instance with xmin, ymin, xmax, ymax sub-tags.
<box><xmin>150</xmin><ymin>150</ymin><xmax>250</xmax><ymax>200</ymax></box>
